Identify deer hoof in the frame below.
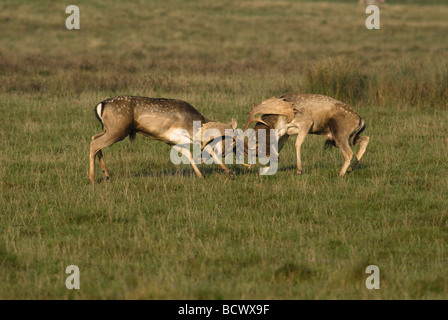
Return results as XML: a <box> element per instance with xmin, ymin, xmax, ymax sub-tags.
<box><xmin>226</xmin><ymin>171</ymin><xmax>235</xmax><ymax>179</ymax></box>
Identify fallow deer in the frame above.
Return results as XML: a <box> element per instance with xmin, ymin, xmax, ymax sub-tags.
<box><xmin>89</xmin><ymin>96</ymin><xmax>236</xmax><ymax>184</ymax></box>
<box><xmin>242</xmin><ymin>94</ymin><xmax>369</xmax><ymax>176</ymax></box>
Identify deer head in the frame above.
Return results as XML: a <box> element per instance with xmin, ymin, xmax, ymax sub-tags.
<box><xmin>239</xmin><ymin>97</ymin><xmax>299</xmax><ymax>161</ymax></box>
<box><xmin>196</xmin><ymin>118</ymin><xmax>238</xmax><ymax>148</ymax></box>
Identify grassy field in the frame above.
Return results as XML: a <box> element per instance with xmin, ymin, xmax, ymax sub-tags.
<box><xmin>1</xmin><ymin>0</ymin><xmax>447</xmax><ymax>299</ymax></box>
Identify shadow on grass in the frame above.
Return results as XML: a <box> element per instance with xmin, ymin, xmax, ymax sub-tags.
<box><xmin>133</xmin><ymin>165</ymin><xmax>251</xmax><ymax>178</ymax></box>
<box><xmin>90</xmin><ymin>161</ymin><xmax>368</xmax><ymax>184</ymax></box>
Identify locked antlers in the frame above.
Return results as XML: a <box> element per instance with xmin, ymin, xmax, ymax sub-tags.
<box><xmin>242</xmin><ymin>97</ymin><xmax>298</xmax><ymax>131</ymax></box>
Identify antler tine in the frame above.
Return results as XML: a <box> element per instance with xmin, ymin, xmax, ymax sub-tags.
<box><xmin>242</xmin><ymin>98</ymin><xmax>269</xmax><ymax>132</ymax></box>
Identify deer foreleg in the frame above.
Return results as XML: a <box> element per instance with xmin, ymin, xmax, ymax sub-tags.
<box><xmin>294</xmin><ymin>123</ymin><xmax>312</xmax><ymax>174</ymax></box>
<box><xmin>173</xmin><ymin>145</ymin><xmax>204</xmax><ymax>178</ymax></box>
<box><xmin>203</xmin><ymin>144</ymin><xmax>233</xmax><ymax>176</ymax></box>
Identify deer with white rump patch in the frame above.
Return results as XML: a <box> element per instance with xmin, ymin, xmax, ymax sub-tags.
<box><xmin>90</xmin><ymin>96</ymin><xmax>236</xmax><ymax>184</ymax></box>
<box><xmin>242</xmin><ymin>93</ymin><xmax>369</xmax><ymax>176</ymax></box>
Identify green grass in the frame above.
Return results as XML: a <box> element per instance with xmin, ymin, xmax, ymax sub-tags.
<box><xmin>0</xmin><ymin>0</ymin><xmax>448</xmax><ymax>299</ymax></box>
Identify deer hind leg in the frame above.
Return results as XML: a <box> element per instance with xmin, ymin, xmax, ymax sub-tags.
<box><xmin>348</xmin><ymin>136</ymin><xmax>370</xmax><ymax>172</ymax></box>
<box><xmin>172</xmin><ymin>145</ymin><xmax>204</xmax><ymax>178</ymax></box>
<box><xmin>91</xmin><ymin>133</ymin><xmax>110</xmax><ymax>181</ymax></box>
<box><xmin>96</xmin><ymin>150</ymin><xmax>110</xmax><ymax>181</ymax></box>
<box><xmin>89</xmin><ymin>130</ymin><xmax>127</xmax><ymax>184</ymax></box>
<box><xmin>329</xmin><ymin>117</ymin><xmax>361</xmax><ymax>176</ymax></box>
<box><xmin>335</xmin><ymin>138</ymin><xmax>353</xmax><ymax>176</ymax></box>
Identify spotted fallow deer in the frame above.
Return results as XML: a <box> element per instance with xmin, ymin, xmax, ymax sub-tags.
<box><xmin>89</xmin><ymin>96</ymin><xmax>236</xmax><ymax>184</ymax></box>
<box><xmin>242</xmin><ymin>93</ymin><xmax>369</xmax><ymax>176</ymax></box>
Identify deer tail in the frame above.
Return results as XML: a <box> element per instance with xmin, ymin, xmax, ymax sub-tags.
<box><xmin>349</xmin><ymin>118</ymin><xmax>366</xmax><ymax>146</ymax></box>
<box><xmin>95</xmin><ymin>103</ymin><xmax>104</xmax><ymax>129</ymax></box>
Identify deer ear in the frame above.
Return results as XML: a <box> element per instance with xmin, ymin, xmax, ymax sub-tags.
<box><xmin>230</xmin><ymin>118</ymin><xmax>238</xmax><ymax>130</ymax></box>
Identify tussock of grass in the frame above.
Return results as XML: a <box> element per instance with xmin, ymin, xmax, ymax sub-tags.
<box><xmin>370</xmin><ymin>59</ymin><xmax>448</xmax><ymax>108</ymax></box>
<box><xmin>302</xmin><ymin>58</ymin><xmax>368</xmax><ymax>106</ymax></box>
<box><xmin>301</xmin><ymin>57</ymin><xmax>448</xmax><ymax>109</ymax></box>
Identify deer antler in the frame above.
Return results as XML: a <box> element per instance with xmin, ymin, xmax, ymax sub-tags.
<box><xmin>242</xmin><ymin>99</ymin><xmax>268</xmax><ymax>131</ymax></box>
<box><xmin>242</xmin><ymin>97</ymin><xmax>297</xmax><ymax>131</ymax></box>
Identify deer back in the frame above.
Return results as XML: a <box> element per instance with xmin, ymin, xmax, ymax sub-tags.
<box><xmin>281</xmin><ymin>93</ymin><xmax>362</xmax><ymax>135</ymax></box>
<box><xmin>98</xmin><ymin>96</ymin><xmax>208</xmax><ymax>144</ymax></box>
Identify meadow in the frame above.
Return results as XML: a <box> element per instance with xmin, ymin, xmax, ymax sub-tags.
<box><xmin>0</xmin><ymin>0</ymin><xmax>447</xmax><ymax>299</ymax></box>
